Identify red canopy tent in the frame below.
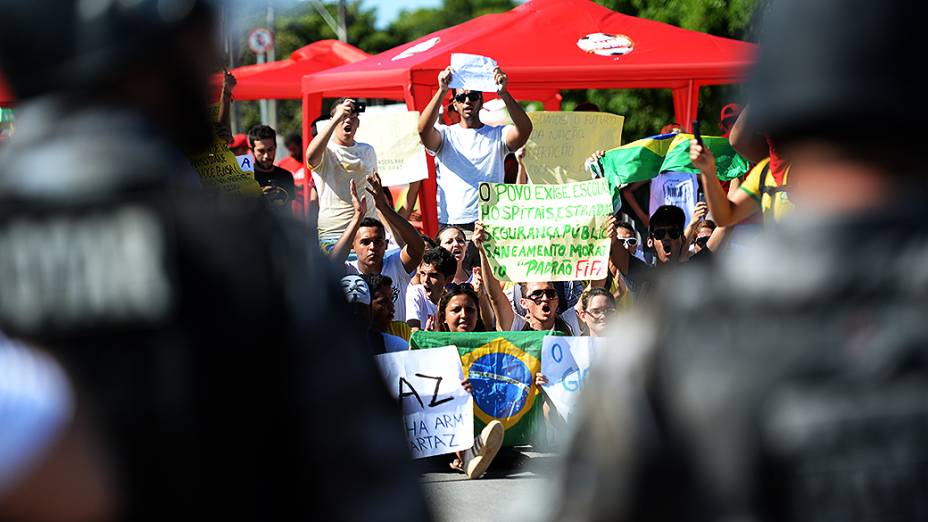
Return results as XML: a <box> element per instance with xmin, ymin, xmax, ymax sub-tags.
<box><xmin>225</xmin><ymin>40</ymin><xmax>369</xmax><ymax>100</ymax></box>
<box><xmin>301</xmin><ymin>0</ymin><xmax>755</xmax><ymax>234</ymax></box>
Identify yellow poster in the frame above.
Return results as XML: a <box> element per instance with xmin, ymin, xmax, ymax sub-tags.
<box><xmin>189</xmin><ymin>105</ymin><xmax>261</xmax><ymax>197</ymax></box>
<box><xmin>478</xmin><ymin>179</ymin><xmax>613</xmax><ymax>282</ymax></box>
<box><xmin>524</xmin><ymin>112</ymin><xmax>624</xmax><ymax>185</ymax></box>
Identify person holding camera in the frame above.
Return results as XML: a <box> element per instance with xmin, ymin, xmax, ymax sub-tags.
<box><xmin>248</xmin><ymin>124</ymin><xmax>296</xmax><ymax>211</ymax></box>
<box><xmin>306</xmin><ymin>98</ymin><xmax>379</xmax><ymax>241</ymax></box>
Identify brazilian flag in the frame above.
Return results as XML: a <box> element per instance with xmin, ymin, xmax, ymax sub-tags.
<box><xmin>410</xmin><ymin>331</ymin><xmax>550</xmax><ymax>447</ymax></box>
<box><xmin>598</xmin><ymin>133</ymin><xmax>750</xmax><ymax>204</ymax></box>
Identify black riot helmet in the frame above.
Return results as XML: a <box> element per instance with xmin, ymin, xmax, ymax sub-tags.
<box><xmin>746</xmin><ymin>0</ymin><xmax>925</xmax><ymax>156</ymax></box>
<box><xmin>0</xmin><ymin>0</ymin><xmax>215</xmax><ymax>99</ymax></box>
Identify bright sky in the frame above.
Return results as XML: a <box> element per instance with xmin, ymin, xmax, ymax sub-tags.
<box><xmin>372</xmin><ymin>0</ymin><xmax>443</xmax><ymax>28</ymax></box>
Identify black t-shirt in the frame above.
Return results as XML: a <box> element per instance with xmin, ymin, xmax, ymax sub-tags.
<box><xmin>254</xmin><ymin>165</ymin><xmax>296</xmax><ymax>208</ymax></box>
<box><xmin>687</xmin><ymin>247</ymin><xmax>714</xmax><ymax>265</ymax></box>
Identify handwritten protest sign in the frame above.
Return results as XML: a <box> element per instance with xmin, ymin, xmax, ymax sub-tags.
<box><xmin>189</xmin><ymin>137</ymin><xmax>262</xmax><ymax>197</ymax></box>
<box><xmin>375</xmin><ymin>346</ymin><xmax>474</xmax><ymax>459</ymax></box>
<box><xmin>478</xmin><ymin>179</ymin><xmax>613</xmax><ymax>282</ymax></box>
<box><xmin>449</xmin><ymin>53</ymin><xmax>499</xmax><ymax>92</ymax></box>
<box><xmin>524</xmin><ymin>112</ymin><xmax>624</xmax><ymax>185</ymax></box>
<box><xmin>236</xmin><ymin>154</ymin><xmax>255</xmax><ymax>173</ymax></box>
<box><xmin>319</xmin><ymin>110</ymin><xmax>428</xmax><ymax>187</ymax></box>
<box><xmin>541</xmin><ymin>336</ymin><xmax>607</xmax><ymax>420</ymax></box>
<box><xmin>189</xmin><ymin>105</ymin><xmax>261</xmax><ymax>197</ymax></box>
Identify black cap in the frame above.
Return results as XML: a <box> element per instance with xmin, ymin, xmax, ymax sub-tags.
<box><xmin>650</xmin><ymin>205</ymin><xmax>685</xmax><ymax>234</ymax></box>
<box><xmin>746</xmin><ymin>0</ymin><xmax>925</xmax><ymax>148</ymax></box>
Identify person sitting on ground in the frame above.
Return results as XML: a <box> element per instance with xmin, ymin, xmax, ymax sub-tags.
<box><xmin>306</xmin><ymin>98</ymin><xmax>378</xmax><ymax>241</ymax></box>
<box><xmin>406</xmin><ymin>247</ymin><xmax>457</xmax><ymax>331</ymax></box>
<box><xmin>248</xmin><ymin>124</ymin><xmax>296</xmax><ymax>210</ymax></box>
<box><xmin>330</xmin><ymin>173</ymin><xmax>425</xmax><ymax>324</ymax></box>
<box><xmin>362</xmin><ymin>274</ymin><xmax>408</xmax><ymax>353</ymax></box>
<box><xmin>418</xmin><ymin>64</ymin><xmax>533</xmax><ymax>232</ymax></box>
<box><xmin>473</xmin><ymin>221</ymin><xmax>575</xmax><ymax>335</ymax></box>
<box><xmin>426</xmin><ymin>283</ymin><xmax>503</xmax><ymax>478</ymax></box>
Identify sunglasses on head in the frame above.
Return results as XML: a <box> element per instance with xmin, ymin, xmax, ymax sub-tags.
<box><xmin>619</xmin><ymin>238</ymin><xmax>638</xmax><ymax>247</ymax></box>
<box><xmin>453</xmin><ymin>91</ymin><xmax>482</xmax><ymax>103</ymax></box>
<box><xmin>651</xmin><ymin>228</ymin><xmax>682</xmax><ymax>241</ymax></box>
<box><xmin>525</xmin><ymin>288</ymin><xmax>558</xmax><ymax>303</ymax></box>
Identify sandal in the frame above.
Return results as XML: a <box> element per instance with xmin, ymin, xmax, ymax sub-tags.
<box><xmin>449</xmin><ymin>458</ymin><xmax>465</xmax><ymax>473</ymax></box>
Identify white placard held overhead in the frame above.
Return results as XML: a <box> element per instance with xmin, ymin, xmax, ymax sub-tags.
<box><xmin>449</xmin><ymin>53</ymin><xmax>499</xmax><ymax>93</ymax></box>
<box><xmin>375</xmin><ymin>346</ymin><xmax>475</xmax><ymax>459</ymax></box>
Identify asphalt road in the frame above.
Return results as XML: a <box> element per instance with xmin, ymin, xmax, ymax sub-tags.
<box><xmin>417</xmin><ymin>449</ymin><xmax>560</xmax><ymax>522</ymax></box>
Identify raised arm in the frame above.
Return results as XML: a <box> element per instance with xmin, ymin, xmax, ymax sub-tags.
<box><xmin>367</xmin><ymin>172</ymin><xmax>424</xmax><ymax>274</ymax></box>
<box><xmin>306</xmin><ymin>99</ymin><xmax>353</xmax><ymax>169</ymax></box>
<box><xmin>690</xmin><ymin>140</ymin><xmax>758</xmax><ymax>227</ymax></box>
<box><xmin>728</xmin><ymin>106</ymin><xmax>769</xmax><ymax>164</ymax></box>
<box><xmin>683</xmin><ymin>202</ymin><xmax>708</xmax><ymax>246</ymax></box>
<box><xmin>496</xmin><ymin>68</ymin><xmax>533</xmax><ymax>151</ymax></box>
<box><xmin>417</xmin><ymin>67</ymin><xmax>452</xmax><ymax>153</ymax></box>
<box><xmin>328</xmin><ymin>179</ymin><xmax>366</xmax><ymax>265</ymax></box>
<box><xmin>621</xmin><ymin>182</ymin><xmax>650</xmax><ymax>228</ymax></box>
<box><xmin>604</xmin><ymin>215</ymin><xmax>630</xmax><ymax>276</ymax></box>
<box><xmin>473</xmin><ymin>221</ymin><xmax>515</xmax><ymax>331</ymax></box>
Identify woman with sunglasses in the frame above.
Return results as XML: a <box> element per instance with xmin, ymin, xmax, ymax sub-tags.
<box><xmin>576</xmin><ymin>288</ymin><xmax>617</xmax><ymax>337</ymax></box>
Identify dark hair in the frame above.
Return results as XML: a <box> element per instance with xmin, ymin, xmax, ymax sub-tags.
<box><xmin>285</xmin><ymin>133</ymin><xmax>301</xmax><ymax>147</ymax></box>
<box><xmin>436</xmin><ymin>225</ymin><xmax>465</xmax><ymax>245</ymax></box>
<box><xmin>574</xmin><ymin>102</ymin><xmax>600</xmax><ymax>112</ymax></box>
<box><xmin>329</xmin><ymin>97</ymin><xmax>363</xmax><ymax>117</ymax></box>
<box><xmin>421</xmin><ymin>247</ymin><xmax>457</xmax><ymax>280</ymax></box>
<box><xmin>437</xmin><ymin>285</ymin><xmax>486</xmax><ymax>332</ymax></box>
<box><xmin>696</xmin><ymin>219</ymin><xmax>717</xmax><ymax>233</ymax></box>
<box><xmin>649</xmin><ymin>205</ymin><xmax>685</xmax><ymax>235</ymax></box>
<box><xmin>362</xmin><ymin>273</ymin><xmax>392</xmax><ymax>296</ymax></box>
<box><xmin>616</xmin><ymin>221</ymin><xmax>636</xmax><ymax>235</ymax></box>
<box><xmin>247</xmin><ymin>125</ymin><xmax>276</xmax><ymax>148</ymax></box>
<box><xmin>357</xmin><ymin>217</ymin><xmax>385</xmax><ymax>238</ymax></box>
<box><xmin>580</xmin><ymin>287</ymin><xmax>615</xmax><ymax>310</ymax></box>
<box><xmin>420</xmin><ymin>234</ymin><xmax>438</xmax><ymax>250</ymax></box>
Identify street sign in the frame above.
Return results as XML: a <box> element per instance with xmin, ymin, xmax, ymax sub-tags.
<box><xmin>247</xmin><ymin>28</ymin><xmax>274</xmax><ymax>54</ymax></box>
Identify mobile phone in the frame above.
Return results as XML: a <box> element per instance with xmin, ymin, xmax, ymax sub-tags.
<box><xmin>354</xmin><ymin>102</ymin><xmax>366</xmax><ymax>113</ymax></box>
<box><xmin>692</xmin><ymin>120</ymin><xmax>704</xmax><ymax>147</ymax></box>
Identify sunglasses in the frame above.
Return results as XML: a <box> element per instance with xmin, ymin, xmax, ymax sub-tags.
<box><xmin>453</xmin><ymin>92</ymin><xmax>482</xmax><ymax>103</ymax></box>
<box><xmin>651</xmin><ymin>228</ymin><xmax>682</xmax><ymax>241</ymax></box>
<box><xmin>585</xmin><ymin>307</ymin><xmax>616</xmax><ymax>319</ymax></box>
<box><xmin>619</xmin><ymin>238</ymin><xmax>638</xmax><ymax>247</ymax></box>
<box><xmin>695</xmin><ymin>236</ymin><xmax>710</xmax><ymax>248</ymax></box>
<box><xmin>525</xmin><ymin>288</ymin><xmax>558</xmax><ymax>303</ymax></box>
<box><xmin>445</xmin><ymin>282</ymin><xmax>475</xmax><ymax>292</ymax></box>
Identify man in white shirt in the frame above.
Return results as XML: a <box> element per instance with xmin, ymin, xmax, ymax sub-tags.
<box><xmin>417</xmin><ymin>64</ymin><xmax>533</xmax><ymax>230</ymax></box>
<box><xmin>329</xmin><ymin>174</ymin><xmax>425</xmax><ymax>322</ymax></box>
<box><xmin>306</xmin><ymin>98</ymin><xmax>378</xmax><ymax>240</ymax></box>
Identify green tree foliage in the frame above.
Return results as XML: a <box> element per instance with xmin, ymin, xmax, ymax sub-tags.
<box><xmin>228</xmin><ymin>0</ymin><xmax>758</xmax><ymax>143</ymax></box>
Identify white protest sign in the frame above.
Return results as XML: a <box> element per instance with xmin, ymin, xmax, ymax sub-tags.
<box><xmin>236</xmin><ymin>154</ymin><xmax>255</xmax><ymax>173</ymax></box>
<box><xmin>316</xmin><ymin>108</ymin><xmax>428</xmax><ymax>187</ymax></box>
<box><xmin>375</xmin><ymin>346</ymin><xmax>474</xmax><ymax>459</ymax></box>
<box><xmin>540</xmin><ymin>336</ymin><xmax>608</xmax><ymax>420</ymax></box>
<box><xmin>449</xmin><ymin>53</ymin><xmax>499</xmax><ymax>93</ymax></box>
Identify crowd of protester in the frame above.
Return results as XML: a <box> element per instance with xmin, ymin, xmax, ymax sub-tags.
<box><xmin>3</xmin><ymin>0</ymin><xmax>925</xmax><ymax>518</ymax></box>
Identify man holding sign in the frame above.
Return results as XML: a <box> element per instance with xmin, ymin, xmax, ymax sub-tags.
<box><xmin>417</xmin><ymin>57</ymin><xmax>533</xmax><ymax>232</ymax></box>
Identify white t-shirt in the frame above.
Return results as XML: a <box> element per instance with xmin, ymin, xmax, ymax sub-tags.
<box><xmin>649</xmin><ymin>171</ymin><xmax>698</xmax><ymax>226</ymax></box>
<box><xmin>382</xmin><ymin>332</ymin><xmax>409</xmax><ymax>353</ymax></box>
<box><xmin>405</xmin><ymin>284</ymin><xmax>438</xmax><ymax>328</ymax></box>
<box><xmin>346</xmin><ymin>251</ymin><xmax>414</xmax><ymax>322</ymax></box>
<box><xmin>311</xmin><ymin>141</ymin><xmax>378</xmax><ymax>238</ymax></box>
<box><xmin>428</xmin><ymin>123</ymin><xmax>511</xmax><ymax>224</ymax></box>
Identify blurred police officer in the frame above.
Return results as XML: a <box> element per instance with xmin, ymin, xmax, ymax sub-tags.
<box><xmin>547</xmin><ymin>0</ymin><xmax>928</xmax><ymax>520</ymax></box>
<box><xmin>0</xmin><ymin>1</ymin><xmax>428</xmax><ymax>520</ymax></box>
